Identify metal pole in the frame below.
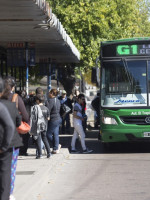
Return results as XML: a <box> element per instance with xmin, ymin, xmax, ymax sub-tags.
<box><xmin>48</xmin><ymin>63</ymin><xmax>51</xmax><ymax>91</ymax></box>
<box><xmin>47</xmin><ymin>58</ymin><xmax>51</xmax><ymax>92</ymax></box>
<box><xmin>19</xmin><ymin>67</ymin><xmax>21</xmax><ymax>91</ymax></box>
<box><xmin>79</xmin><ymin>68</ymin><xmax>81</xmax><ymax>93</ymax></box>
<box><xmin>55</xmin><ymin>68</ymin><xmax>59</xmax><ymax>90</ymax></box>
<box><xmin>1</xmin><ymin>60</ymin><xmax>3</xmax><ymax>77</ymax></box>
<box><xmin>22</xmin><ymin>66</ymin><xmax>24</xmax><ymax>90</ymax></box>
<box><xmin>25</xmin><ymin>42</ymin><xmax>29</xmax><ymax>95</ymax></box>
<box><xmin>5</xmin><ymin>61</ymin><xmax>8</xmax><ymax>76</ymax></box>
<box><xmin>57</xmin><ymin>79</ymin><xmax>59</xmax><ymax>90</ymax></box>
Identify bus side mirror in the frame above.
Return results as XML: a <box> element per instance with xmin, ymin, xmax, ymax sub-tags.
<box><xmin>91</xmin><ymin>67</ymin><xmax>97</xmax><ymax>83</ymax></box>
<box><xmin>91</xmin><ymin>67</ymin><xmax>100</xmax><ymax>87</ymax></box>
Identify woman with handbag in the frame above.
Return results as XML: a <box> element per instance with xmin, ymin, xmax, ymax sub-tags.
<box><xmin>0</xmin><ymin>77</ymin><xmax>15</xmax><ymax>200</ymax></box>
<box><xmin>3</xmin><ymin>77</ymin><xmax>29</xmax><ymax>200</ymax></box>
<box><xmin>18</xmin><ymin>90</ymin><xmax>31</xmax><ymax>156</ymax></box>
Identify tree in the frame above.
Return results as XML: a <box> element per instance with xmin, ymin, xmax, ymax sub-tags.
<box><xmin>58</xmin><ymin>64</ymin><xmax>76</xmax><ymax>95</ymax></box>
<box><xmin>48</xmin><ymin>0</ymin><xmax>150</xmax><ymax>72</ymax></box>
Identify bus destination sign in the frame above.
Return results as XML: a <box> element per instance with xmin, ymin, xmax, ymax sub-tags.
<box><xmin>116</xmin><ymin>44</ymin><xmax>150</xmax><ymax>56</ymax></box>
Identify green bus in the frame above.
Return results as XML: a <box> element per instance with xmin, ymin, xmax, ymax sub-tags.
<box><xmin>99</xmin><ymin>37</ymin><xmax>150</xmax><ymax>144</ymax></box>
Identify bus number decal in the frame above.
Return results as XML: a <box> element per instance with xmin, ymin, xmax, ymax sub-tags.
<box><xmin>116</xmin><ymin>44</ymin><xmax>150</xmax><ymax>56</ymax></box>
<box><xmin>116</xmin><ymin>45</ymin><xmax>138</xmax><ymax>56</ymax></box>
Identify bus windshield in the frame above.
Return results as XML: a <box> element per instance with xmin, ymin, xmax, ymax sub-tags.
<box><xmin>101</xmin><ymin>60</ymin><xmax>150</xmax><ymax>107</ymax></box>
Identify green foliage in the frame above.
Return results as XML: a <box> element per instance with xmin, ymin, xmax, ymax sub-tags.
<box><xmin>48</xmin><ymin>0</ymin><xmax>150</xmax><ymax>72</ymax></box>
<box><xmin>58</xmin><ymin>64</ymin><xmax>76</xmax><ymax>95</ymax></box>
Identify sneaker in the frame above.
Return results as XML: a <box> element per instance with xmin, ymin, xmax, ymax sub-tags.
<box><xmin>58</xmin><ymin>144</ymin><xmax>61</xmax><ymax>151</ymax></box>
<box><xmin>83</xmin><ymin>148</ymin><xmax>93</xmax><ymax>154</ymax></box>
<box><xmin>47</xmin><ymin>153</ymin><xmax>51</xmax><ymax>158</ymax></box>
<box><xmin>36</xmin><ymin>155</ymin><xmax>43</xmax><ymax>159</ymax></box>
<box><xmin>52</xmin><ymin>144</ymin><xmax>62</xmax><ymax>154</ymax></box>
<box><xmin>9</xmin><ymin>195</ymin><xmax>16</xmax><ymax>200</ymax></box>
<box><xmin>71</xmin><ymin>149</ymin><xmax>80</xmax><ymax>154</ymax></box>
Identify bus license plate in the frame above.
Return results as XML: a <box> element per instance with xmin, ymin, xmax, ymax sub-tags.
<box><xmin>144</xmin><ymin>132</ymin><xmax>150</xmax><ymax>137</ymax></box>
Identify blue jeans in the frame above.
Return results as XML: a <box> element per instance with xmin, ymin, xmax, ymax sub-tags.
<box><xmin>47</xmin><ymin>118</ymin><xmax>62</xmax><ymax>150</ymax></box>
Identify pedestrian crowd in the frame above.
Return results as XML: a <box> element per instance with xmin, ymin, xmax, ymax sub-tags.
<box><xmin>0</xmin><ymin>76</ymin><xmax>93</xmax><ymax>200</ymax></box>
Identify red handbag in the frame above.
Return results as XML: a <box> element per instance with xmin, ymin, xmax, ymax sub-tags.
<box><xmin>17</xmin><ymin>121</ymin><xmax>30</xmax><ymax>134</ymax></box>
<box><xmin>12</xmin><ymin>94</ymin><xmax>30</xmax><ymax>134</ymax></box>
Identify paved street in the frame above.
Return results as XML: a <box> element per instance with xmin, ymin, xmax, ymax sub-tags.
<box><xmin>40</xmin><ymin>153</ymin><xmax>150</xmax><ymax>200</ymax></box>
<box><xmin>13</xmin><ymin>129</ymin><xmax>150</xmax><ymax>200</ymax></box>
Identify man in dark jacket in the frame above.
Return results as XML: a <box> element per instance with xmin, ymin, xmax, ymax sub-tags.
<box><xmin>91</xmin><ymin>91</ymin><xmax>100</xmax><ymax>128</ymax></box>
<box><xmin>0</xmin><ymin>77</ymin><xmax>15</xmax><ymax>200</ymax></box>
<box><xmin>59</xmin><ymin>90</ymin><xmax>72</xmax><ymax>134</ymax></box>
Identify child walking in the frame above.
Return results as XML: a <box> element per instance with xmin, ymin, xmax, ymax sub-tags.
<box><xmin>30</xmin><ymin>94</ymin><xmax>51</xmax><ymax>159</ymax></box>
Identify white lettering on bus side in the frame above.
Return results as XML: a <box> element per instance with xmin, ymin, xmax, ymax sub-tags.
<box><xmin>139</xmin><ymin>48</ymin><xmax>150</xmax><ymax>54</ymax></box>
<box><xmin>115</xmin><ymin>99</ymin><xmax>140</xmax><ymax>104</ymax></box>
<box><xmin>131</xmin><ymin>111</ymin><xmax>150</xmax><ymax>115</ymax></box>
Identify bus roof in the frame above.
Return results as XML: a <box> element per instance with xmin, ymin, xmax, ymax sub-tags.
<box><xmin>101</xmin><ymin>37</ymin><xmax>150</xmax><ymax>46</ymax></box>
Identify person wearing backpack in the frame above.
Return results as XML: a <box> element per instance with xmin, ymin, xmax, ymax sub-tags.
<box><xmin>30</xmin><ymin>94</ymin><xmax>51</xmax><ymax>159</ymax></box>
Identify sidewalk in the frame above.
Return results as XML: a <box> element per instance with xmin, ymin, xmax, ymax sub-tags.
<box><xmin>13</xmin><ymin>125</ymin><xmax>97</xmax><ymax>200</ymax></box>
<box><xmin>14</xmin><ymin>146</ymin><xmax>70</xmax><ymax>200</ymax></box>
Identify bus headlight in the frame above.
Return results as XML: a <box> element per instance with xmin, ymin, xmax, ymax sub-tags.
<box><xmin>102</xmin><ymin>117</ymin><xmax>118</xmax><ymax>125</ymax></box>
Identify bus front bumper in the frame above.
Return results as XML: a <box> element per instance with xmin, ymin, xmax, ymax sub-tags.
<box><xmin>100</xmin><ymin>128</ymin><xmax>150</xmax><ymax>143</ymax></box>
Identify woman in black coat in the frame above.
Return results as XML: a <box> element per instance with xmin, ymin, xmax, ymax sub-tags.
<box><xmin>0</xmin><ymin>102</ymin><xmax>15</xmax><ymax>200</ymax></box>
<box><xmin>0</xmin><ymin>77</ymin><xmax>16</xmax><ymax>200</ymax></box>
<box><xmin>4</xmin><ymin>77</ymin><xmax>29</xmax><ymax>156</ymax></box>
<box><xmin>0</xmin><ymin>99</ymin><xmax>22</xmax><ymax>148</ymax></box>
<box><xmin>1</xmin><ymin>77</ymin><xmax>23</xmax><ymax>200</ymax></box>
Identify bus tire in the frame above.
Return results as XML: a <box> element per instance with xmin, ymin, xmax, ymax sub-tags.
<box><xmin>98</xmin><ymin>133</ymin><xmax>101</xmax><ymax>140</ymax></box>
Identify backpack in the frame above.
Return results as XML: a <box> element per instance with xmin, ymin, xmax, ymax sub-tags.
<box><xmin>60</xmin><ymin>103</ymin><xmax>71</xmax><ymax>118</ymax></box>
<box><xmin>30</xmin><ymin>105</ymin><xmax>47</xmax><ymax>137</ymax></box>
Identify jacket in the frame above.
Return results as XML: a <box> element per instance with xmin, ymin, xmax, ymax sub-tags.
<box><xmin>59</xmin><ymin>96</ymin><xmax>73</xmax><ymax>113</ymax></box>
<box><xmin>0</xmin><ymin>102</ymin><xmax>15</xmax><ymax>151</ymax></box>
<box><xmin>48</xmin><ymin>98</ymin><xmax>61</xmax><ymax>121</ymax></box>
<box><xmin>30</xmin><ymin>104</ymin><xmax>50</xmax><ymax>139</ymax></box>
<box><xmin>0</xmin><ymin>99</ymin><xmax>23</xmax><ymax>148</ymax></box>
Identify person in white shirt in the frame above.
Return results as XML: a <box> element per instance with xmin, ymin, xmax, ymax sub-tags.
<box><xmin>71</xmin><ymin>94</ymin><xmax>93</xmax><ymax>153</ymax></box>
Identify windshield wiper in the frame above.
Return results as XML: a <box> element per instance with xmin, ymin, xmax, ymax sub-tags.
<box><xmin>122</xmin><ymin>58</ymin><xmax>133</xmax><ymax>88</ymax></box>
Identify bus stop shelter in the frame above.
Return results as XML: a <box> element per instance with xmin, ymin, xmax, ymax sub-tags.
<box><xmin>0</xmin><ymin>0</ymin><xmax>80</xmax><ymax>93</ymax></box>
